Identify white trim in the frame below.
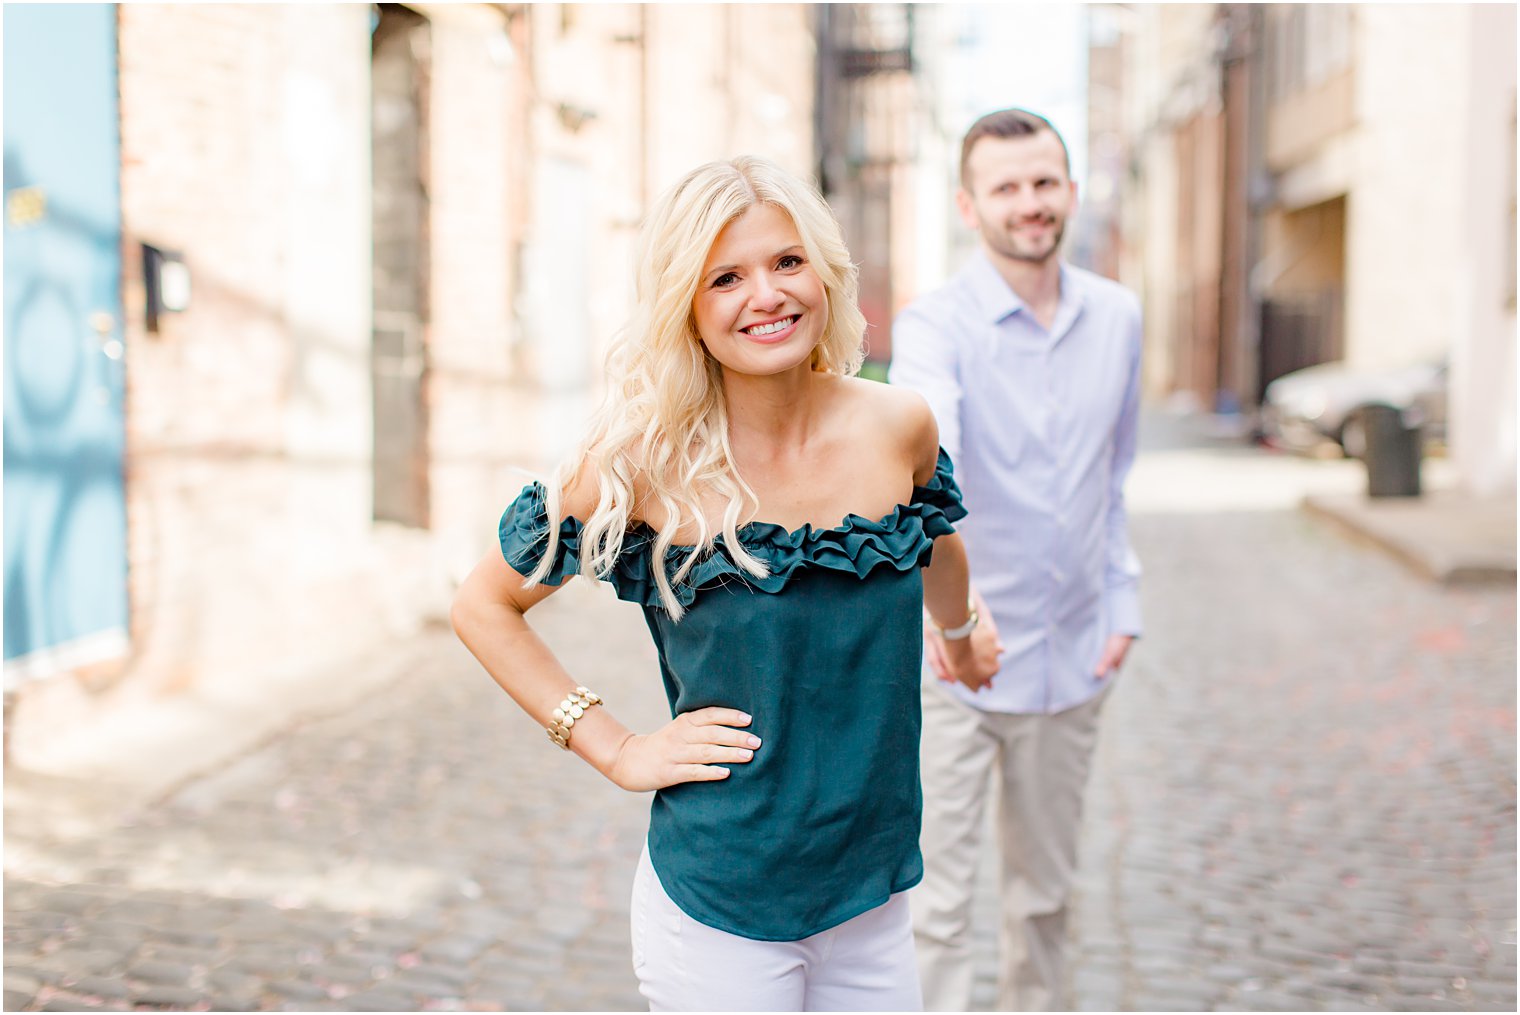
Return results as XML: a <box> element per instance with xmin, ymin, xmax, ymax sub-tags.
<box><xmin>4</xmin><ymin>628</ymin><xmax>129</xmax><ymax>691</ymax></box>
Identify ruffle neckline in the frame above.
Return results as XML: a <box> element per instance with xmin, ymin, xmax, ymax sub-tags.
<box><xmin>500</xmin><ymin>450</ymin><xmax>966</xmax><ymax>609</ymax></box>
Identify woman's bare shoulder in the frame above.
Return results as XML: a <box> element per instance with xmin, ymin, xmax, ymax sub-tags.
<box><xmin>860</xmin><ymin>375</ymin><xmax>932</xmax><ymax>422</ymax></box>
<box><xmin>834</xmin><ymin>375</ymin><xmax>938</xmax><ymax>472</ymax></box>
<box><xmin>558</xmin><ymin>454</ymin><xmax>604</xmax><ymax>522</ymax></box>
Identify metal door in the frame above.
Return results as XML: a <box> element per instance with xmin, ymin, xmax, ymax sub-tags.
<box><xmin>3</xmin><ymin>4</ymin><xmax>129</xmax><ymax>684</ymax></box>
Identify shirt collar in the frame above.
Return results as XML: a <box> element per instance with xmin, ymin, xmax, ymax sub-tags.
<box><xmin>967</xmin><ymin>249</ymin><xmax>1087</xmax><ymax>340</ymax></box>
<box><xmin>967</xmin><ymin>249</ymin><xmax>1024</xmax><ymax>324</ymax></box>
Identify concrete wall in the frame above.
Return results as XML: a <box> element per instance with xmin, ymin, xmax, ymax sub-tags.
<box><xmin>1449</xmin><ymin>3</ymin><xmax>1518</xmax><ymax>496</ymax></box>
<box><xmin>1343</xmin><ymin>4</ymin><xmax>1471</xmax><ymax>370</ymax></box>
<box><xmin>1341</xmin><ymin>3</ymin><xmax>1515</xmax><ymax>494</ymax></box>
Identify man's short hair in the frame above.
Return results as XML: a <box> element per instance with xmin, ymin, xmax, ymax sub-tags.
<box><xmin>959</xmin><ymin>108</ymin><xmax>1071</xmax><ymax>188</ymax></box>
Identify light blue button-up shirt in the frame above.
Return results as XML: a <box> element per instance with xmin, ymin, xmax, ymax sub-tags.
<box><xmin>889</xmin><ymin>251</ymin><xmax>1143</xmax><ymax>715</ymax></box>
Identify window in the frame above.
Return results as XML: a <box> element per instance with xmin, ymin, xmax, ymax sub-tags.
<box><xmin>1269</xmin><ymin>4</ymin><xmax>1352</xmax><ymax>101</ymax></box>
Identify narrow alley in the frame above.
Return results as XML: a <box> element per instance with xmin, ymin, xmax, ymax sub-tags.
<box><xmin>5</xmin><ymin>421</ymin><xmax>1514</xmax><ymax>1012</ymax></box>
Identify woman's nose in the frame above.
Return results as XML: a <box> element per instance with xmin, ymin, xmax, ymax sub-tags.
<box><xmin>749</xmin><ymin>275</ymin><xmax>785</xmax><ymax>311</ymax></box>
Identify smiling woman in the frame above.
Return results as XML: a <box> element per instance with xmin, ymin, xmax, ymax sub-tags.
<box><xmin>692</xmin><ymin>203</ymin><xmax>827</xmax><ymax>380</ymax></box>
<box><xmin>449</xmin><ymin>156</ymin><xmax>1003</xmax><ymax>1011</ymax></box>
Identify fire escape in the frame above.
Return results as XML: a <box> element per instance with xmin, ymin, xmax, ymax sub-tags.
<box><xmin>814</xmin><ymin>4</ymin><xmax>915</xmax><ymax>371</ymax></box>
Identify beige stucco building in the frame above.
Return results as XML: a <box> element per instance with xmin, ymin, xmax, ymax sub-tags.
<box><xmin>1109</xmin><ymin>3</ymin><xmax>1515</xmax><ymax>495</ymax></box>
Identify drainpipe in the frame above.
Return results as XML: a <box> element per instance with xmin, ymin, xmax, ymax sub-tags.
<box><xmin>1241</xmin><ymin>4</ymin><xmax>1269</xmax><ymax>409</ymax></box>
<box><xmin>814</xmin><ymin>4</ymin><xmax>833</xmax><ymax>193</ymax></box>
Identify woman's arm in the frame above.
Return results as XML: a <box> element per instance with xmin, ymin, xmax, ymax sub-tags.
<box><xmin>921</xmin><ymin>534</ymin><xmax>1002</xmax><ymax>691</ymax></box>
<box><xmin>451</xmin><ymin>467</ymin><xmax>760</xmax><ymax>791</ymax></box>
<box><xmin>901</xmin><ymin>392</ymin><xmax>1003</xmax><ymax>690</ymax></box>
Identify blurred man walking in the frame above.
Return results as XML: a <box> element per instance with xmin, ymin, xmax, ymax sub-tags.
<box><xmin>889</xmin><ymin>108</ymin><xmax>1144</xmax><ymax>1011</ymax></box>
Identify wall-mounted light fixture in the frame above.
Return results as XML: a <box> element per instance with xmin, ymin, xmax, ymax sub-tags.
<box><xmin>555</xmin><ymin>102</ymin><xmax>597</xmax><ymax>133</ymax></box>
<box><xmin>141</xmin><ymin>243</ymin><xmax>190</xmax><ymax>333</ymax></box>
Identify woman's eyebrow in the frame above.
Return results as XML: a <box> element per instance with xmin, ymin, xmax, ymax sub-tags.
<box><xmin>703</xmin><ymin>246</ymin><xmax>805</xmax><ymax>281</ymax></box>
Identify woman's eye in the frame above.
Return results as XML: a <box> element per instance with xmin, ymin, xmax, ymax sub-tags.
<box><xmin>777</xmin><ymin>255</ymin><xmax>804</xmax><ymax>270</ymax></box>
<box><xmin>712</xmin><ymin>272</ymin><xmax>739</xmax><ymax>288</ymax></box>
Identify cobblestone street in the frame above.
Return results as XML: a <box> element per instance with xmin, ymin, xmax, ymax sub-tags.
<box><xmin>5</xmin><ymin>427</ymin><xmax>1515</xmax><ymax>1012</ymax></box>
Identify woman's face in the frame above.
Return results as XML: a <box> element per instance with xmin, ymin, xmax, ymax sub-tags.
<box><xmin>692</xmin><ymin>203</ymin><xmax>827</xmax><ymax>379</ymax></box>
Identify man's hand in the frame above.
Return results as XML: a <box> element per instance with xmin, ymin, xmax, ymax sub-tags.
<box><xmin>1093</xmin><ymin>634</ymin><xmax>1134</xmax><ymax>679</ymax></box>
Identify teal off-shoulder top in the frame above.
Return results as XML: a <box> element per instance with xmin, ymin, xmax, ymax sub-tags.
<box><xmin>498</xmin><ymin>450</ymin><xmax>967</xmax><ymax>942</ymax></box>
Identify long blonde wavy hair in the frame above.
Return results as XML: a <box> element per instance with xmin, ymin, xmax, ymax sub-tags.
<box><xmin>526</xmin><ymin>155</ymin><xmax>867</xmax><ymax>618</ymax></box>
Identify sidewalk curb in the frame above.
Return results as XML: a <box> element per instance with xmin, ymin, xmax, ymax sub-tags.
<box><xmin>1302</xmin><ymin>491</ymin><xmax>1517</xmax><ymax>585</ymax></box>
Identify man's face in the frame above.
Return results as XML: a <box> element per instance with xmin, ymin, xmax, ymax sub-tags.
<box><xmin>957</xmin><ymin>131</ymin><xmax>1077</xmax><ymax>266</ymax></box>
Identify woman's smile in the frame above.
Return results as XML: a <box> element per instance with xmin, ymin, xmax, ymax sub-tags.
<box><xmin>694</xmin><ymin>203</ymin><xmax>826</xmax><ymax>376</ymax></box>
<box><xmin>740</xmin><ymin>314</ymin><xmax>802</xmax><ymax>343</ymax></box>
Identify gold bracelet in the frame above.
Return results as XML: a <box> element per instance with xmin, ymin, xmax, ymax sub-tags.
<box><xmin>546</xmin><ymin>686</ymin><xmax>603</xmax><ymax>750</ymax></box>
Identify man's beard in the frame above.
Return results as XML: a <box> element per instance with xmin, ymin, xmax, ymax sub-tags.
<box><xmin>983</xmin><ymin>216</ymin><xmax>1065</xmax><ymax>265</ymax></box>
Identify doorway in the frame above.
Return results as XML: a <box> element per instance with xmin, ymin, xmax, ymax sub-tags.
<box><xmin>3</xmin><ymin>3</ymin><xmax>129</xmax><ymax>684</ymax></box>
<box><xmin>370</xmin><ymin>3</ymin><xmax>431</xmax><ymax>528</ymax></box>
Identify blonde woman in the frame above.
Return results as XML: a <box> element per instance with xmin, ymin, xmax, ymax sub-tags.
<box><xmin>452</xmin><ymin>156</ymin><xmax>999</xmax><ymax>1012</ymax></box>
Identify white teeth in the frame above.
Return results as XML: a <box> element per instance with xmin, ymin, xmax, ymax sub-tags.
<box><xmin>745</xmin><ymin>316</ymin><xmax>795</xmax><ymax>336</ymax></box>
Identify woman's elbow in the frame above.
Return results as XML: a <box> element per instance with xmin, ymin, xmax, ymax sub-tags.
<box><xmin>450</xmin><ymin>585</ymin><xmax>482</xmax><ymax>642</ymax></box>
<box><xmin>450</xmin><ymin>569</ymin><xmax>503</xmax><ymax>642</ymax></box>
<box><xmin>451</xmin><ymin>564</ymin><xmax>533</xmax><ymax>641</ymax></box>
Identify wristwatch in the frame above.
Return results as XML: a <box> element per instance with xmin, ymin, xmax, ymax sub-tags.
<box><xmin>935</xmin><ymin>600</ymin><xmax>980</xmax><ymax>641</ymax></box>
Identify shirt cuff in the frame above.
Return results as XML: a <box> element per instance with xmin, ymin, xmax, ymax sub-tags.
<box><xmin>1105</xmin><ymin>583</ymin><xmax>1143</xmax><ymax>638</ymax></box>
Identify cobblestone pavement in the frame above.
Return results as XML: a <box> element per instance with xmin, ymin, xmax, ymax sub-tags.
<box><xmin>5</xmin><ymin>431</ymin><xmax>1515</xmax><ymax>1012</ymax></box>
<box><xmin>1058</xmin><ymin>508</ymin><xmax>1515</xmax><ymax>1013</ymax></box>
<box><xmin>5</xmin><ymin>581</ymin><xmax>669</xmax><ymax>1013</ymax></box>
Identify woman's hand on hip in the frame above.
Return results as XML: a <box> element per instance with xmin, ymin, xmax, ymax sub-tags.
<box><xmin>608</xmin><ymin>707</ymin><xmax>760</xmax><ymax>792</ymax></box>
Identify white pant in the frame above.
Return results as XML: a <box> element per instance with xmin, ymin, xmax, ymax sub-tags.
<box><xmin>630</xmin><ymin>844</ymin><xmax>923</xmax><ymax>1012</ymax></box>
<box><xmin>912</xmin><ymin>679</ymin><xmax>1110</xmax><ymax>1012</ymax></box>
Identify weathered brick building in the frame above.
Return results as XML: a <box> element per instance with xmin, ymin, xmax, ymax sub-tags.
<box><xmin>3</xmin><ymin>3</ymin><xmax>817</xmax><ymax>777</ymax></box>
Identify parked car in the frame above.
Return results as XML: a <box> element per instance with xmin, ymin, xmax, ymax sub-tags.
<box><xmin>1259</xmin><ymin>359</ymin><xmax>1447</xmax><ymax>459</ymax></box>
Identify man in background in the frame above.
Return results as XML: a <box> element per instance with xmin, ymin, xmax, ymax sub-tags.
<box><xmin>889</xmin><ymin>107</ymin><xmax>1144</xmax><ymax>1011</ymax></box>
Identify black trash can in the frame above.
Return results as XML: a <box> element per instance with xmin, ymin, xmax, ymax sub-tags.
<box><xmin>1357</xmin><ymin>404</ymin><xmax>1422</xmax><ymax>497</ymax></box>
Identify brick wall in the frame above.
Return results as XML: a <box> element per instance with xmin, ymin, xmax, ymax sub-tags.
<box><xmin>7</xmin><ymin>1</ymin><xmax>824</xmax><ymax>770</ymax></box>
<box><xmin>8</xmin><ymin>5</ymin><xmax>440</xmax><ymax>768</ymax></box>
<box><xmin>420</xmin><ymin>4</ymin><xmax>539</xmax><ymax>581</ymax></box>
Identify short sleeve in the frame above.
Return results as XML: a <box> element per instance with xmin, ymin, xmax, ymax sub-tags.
<box><xmin>498</xmin><ymin>482</ymin><xmax>584</xmax><ymax>586</ymax></box>
<box><xmin>909</xmin><ymin>448</ymin><xmax>968</xmax><ymax>536</ymax></box>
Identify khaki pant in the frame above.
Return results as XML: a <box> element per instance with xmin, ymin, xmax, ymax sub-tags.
<box><xmin>911</xmin><ymin>679</ymin><xmax>1109</xmax><ymax>1012</ymax></box>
